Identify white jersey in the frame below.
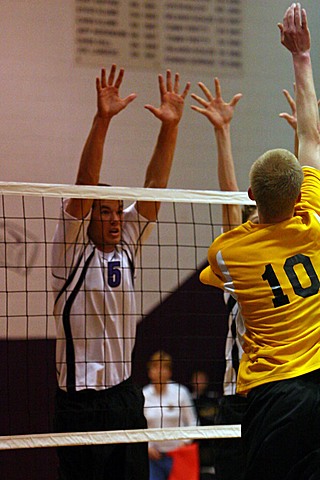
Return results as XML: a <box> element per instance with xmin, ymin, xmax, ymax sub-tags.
<box><xmin>51</xmin><ymin>203</ymin><xmax>154</xmax><ymax>392</ymax></box>
<box><xmin>143</xmin><ymin>382</ymin><xmax>197</xmax><ymax>452</ymax></box>
<box><xmin>223</xmin><ymin>293</ymin><xmax>245</xmax><ymax>396</ymax></box>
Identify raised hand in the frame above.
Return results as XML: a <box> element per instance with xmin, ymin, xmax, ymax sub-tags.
<box><xmin>279</xmin><ymin>87</ymin><xmax>297</xmax><ymax>131</ymax></box>
<box><xmin>280</xmin><ymin>85</ymin><xmax>320</xmax><ymax>132</ymax></box>
<box><xmin>96</xmin><ymin>64</ymin><xmax>137</xmax><ymax>119</ymax></box>
<box><xmin>191</xmin><ymin>77</ymin><xmax>242</xmax><ymax>129</ymax></box>
<box><xmin>278</xmin><ymin>3</ymin><xmax>310</xmax><ymax>55</ymax></box>
<box><xmin>144</xmin><ymin>70</ymin><xmax>190</xmax><ymax>126</ymax></box>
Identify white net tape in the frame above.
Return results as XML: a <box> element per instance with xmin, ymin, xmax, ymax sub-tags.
<box><xmin>0</xmin><ymin>181</ymin><xmax>254</xmax><ymax>204</ymax></box>
<box><xmin>0</xmin><ymin>425</ymin><xmax>241</xmax><ymax>450</ymax></box>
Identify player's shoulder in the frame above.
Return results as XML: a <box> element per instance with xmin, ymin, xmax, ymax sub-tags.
<box><xmin>302</xmin><ymin>166</ymin><xmax>320</xmax><ymax>177</ymax></box>
<box><xmin>213</xmin><ymin>223</ymin><xmax>251</xmax><ymax>247</ymax></box>
<box><xmin>142</xmin><ymin>383</ymin><xmax>153</xmax><ymax>395</ymax></box>
<box><xmin>170</xmin><ymin>382</ymin><xmax>191</xmax><ymax>396</ymax></box>
<box><xmin>301</xmin><ymin>166</ymin><xmax>320</xmax><ymax>191</ymax></box>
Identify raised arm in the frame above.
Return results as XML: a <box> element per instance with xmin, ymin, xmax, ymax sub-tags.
<box><xmin>136</xmin><ymin>71</ymin><xmax>190</xmax><ymax>221</ymax></box>
<box><xmin>279</xmin><ymin>3</ymin><xmax>320</xmax><ymax>169</ymax></box>
<box><xmin>191</xmin><ymin>77</ymin><xmax>242</xmax><ymax>230</ymax></box>
<box><xmin>279</xmin><ymin>85</ymin><xmax>320</xmax><ymax>159</ymax></box>
<box><xmin>279</xmin><ymin>87</ymin><xmax>299</xmax><ymax>158</ymax></box>
<box><xmin>66</xmin><ymin>65</ymin><xmax>137</xmax><ymax>218</ymax></box>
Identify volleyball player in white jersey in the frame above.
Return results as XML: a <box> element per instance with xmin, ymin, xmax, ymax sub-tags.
<box><xmin>51</xmin><ymin>64</ymin><xmax>190</xmax><ymax>480</ymax></box>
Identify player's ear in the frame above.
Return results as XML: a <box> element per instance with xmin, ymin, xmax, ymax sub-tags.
<box><xmin>248</xmin><ymin>187</ymin><xmax>255</xmax><ymax>201</ymax></box>
<box><xmin>295</xmin><ymin>192</ymin><xmax>302</xmax><ymax>204</ymax></box>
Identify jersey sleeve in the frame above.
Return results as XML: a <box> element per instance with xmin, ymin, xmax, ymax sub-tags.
<box><xmin>200</xmin><ymin>264</ymin><xmax>225</xmax><ymax>290</ymax></box>
<box><xmin>51</xmin><ymin>201</ymin><xmax>91</xmax><ymax>287</ymax></box>
<box><xmin>121</xmin><ymin>203</ymin><xmax>155</xmax><ymax>257</ymax></box>
<box><xmin>297</xmin><ymin>167</ymin><xmax>320</xmax><ymax>215</ymax></box>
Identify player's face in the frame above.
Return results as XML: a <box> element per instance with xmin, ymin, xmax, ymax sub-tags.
<box><xmin>191</xmin><ymin>371</ymin><xmax>208</xmax><ymax>396</ymax></box>
<box><xmin>88</xmin><ymin>199</ymin><xmax>123</xmax><ymax>252</ymax></box>
<box><xmin>148</xmin><ymin>362</ymin><xmax>172</xmax><ymax>384</ymax></box>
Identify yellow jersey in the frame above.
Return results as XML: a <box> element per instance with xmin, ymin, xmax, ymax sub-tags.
<box><xmin>201</xmin><ymin>167</ymin><xmax>320</xmax><ymax>394</ymax></box>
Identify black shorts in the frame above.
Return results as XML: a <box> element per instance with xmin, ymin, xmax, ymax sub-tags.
<box><xmin>243</xmin><ymin>370</ymin><xmax>320</xmax><ymax>480</ymax></box>
<box><xmin>54</xmin><ymin>378</ymin><xmax>149</xmax><ymax>480</ymax></box>
<box><xmin>214</xmin><ymin>394</ymin><xmax>247</xmax><ymax>480</ymax></box>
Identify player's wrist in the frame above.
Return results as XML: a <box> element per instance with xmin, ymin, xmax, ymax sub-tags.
<box><xmin>292</xmin><ymin>50</ymin><xmax>311</xmax><ymax>61</ymax></box>
<box><xmin>214</xmin><ymin>122</ymin><xmax>231</xmax><ymax>133</ymax></box>
<box><xmin>94</xmin><ymin>112</ymin><xmax>112</xmax><ymax>127</ymax></box>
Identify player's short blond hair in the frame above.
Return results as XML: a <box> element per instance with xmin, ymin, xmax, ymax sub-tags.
<box><xmin>249</xmin><ymin>149</ymin><xmax>303</xmax><ymax>220</ymax></box>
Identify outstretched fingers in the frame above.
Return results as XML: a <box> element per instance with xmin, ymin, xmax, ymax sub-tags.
<box><xmin>229</xmin><ymin>93</ymin><xmax>243</xmax><ymax>107</ymax></box>
<box><xmin>214</xmin><ymin>77</ymin><xmax>222</xmax><ymax>99</ymax></box>
<box><xmin>158</xmin><ymin>73</ymin><xmax>166</xmax><ymax>98</ymax></box>
<box><xmin>197</xmin><ymin>82</ymin><xmax>214</xmax><ymax>102</ymax></box>
<box><xmin>190</xmin><ymin>104</ymin><xmax>206</xmax><ymax>116</ymax></box>
<box><xmin>180</xmin><ymin>81</ymin><xmax>191</xmax><ymax>99</ymax></box>
<box><xmin>287</xmin><ymin>3</ymin><xmax>295</xmax><ymax>28</ymax></box>
<box><xmin>97</xmin><ymin>65</ymin><xmax>124</xmax><ymax>91</ymax></box>
<box><xmin>191</xmin><ymin>93</ymin><xmax>208</xmax><ymax>108</ymax></box>
<box><xmin>101</xmin><ymin>68</ymin><xmax>107</xmax><ymax>88</ymax></box>
<box><xmin>144</xmin><ymin>103</ymin><xmax>157</xmax><ymax>116</ymax></box>
<box><xmin>107</xmin><ymin>64</ymin><xmax>117</xmax><ymax>86</ymax></box>
<box><xmin>229</xmin><ymin>93</ymin><xmax>242</xmax><ymax>107</ymax></box>
<box><xmin>158</xmin><ymin>70</ymin><xmax>190</xmax><ymax>100</ymax></box>
<box><xmin>114</xmin><ymin>68</ymin><xmax>125</xmax><ymax>89</ymax></box>
<box><xmin>173</xmin><ymin>72</ymin><xmax>179</xmax><ymax>93</ymax></box>
<box><xmin>122</xmin><ymin>93</ymin><xmax>137</xmax><ymax>107</ymax></box>
<box><xmin>166</xmin><ymin>69</ymin><xmax>173</xmax><ymax>92</ymax></box>
<box><xmin>96</xmin><ymin>68</ymin><xmax>107</xmax><ymax>92</ymax></box>
<box><xmin>279</xmin><ymin>3</ymin><xmax>310</xmax><ymax>54</ymax></box>
<box><xmin>301</xmin><ymin>7</ymin><xmax>308</xmax><ymax>32</ymax></box>
<box><xmin>278</xmin><ymin>3</ymin><xmax>295</xmax><ymax>42</ymax></box>
<box><xmin>283</xmin><ymin>89</ymin><xmax>296</xmax><ymax>112</ymax></box>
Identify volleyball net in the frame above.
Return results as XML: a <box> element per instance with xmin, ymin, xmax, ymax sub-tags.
<box><xmin>0</xmin><ymin>182</ymin><xmax>253</xmax><ymax>455</ymax></box>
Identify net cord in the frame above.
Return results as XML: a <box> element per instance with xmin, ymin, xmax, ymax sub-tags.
<box><xmin>0</xmin><ymin>425</ymin><xmax>241</xmax><ymax>450</ymax></box>
<box><xmin>0</xmin><ymin>181</ymin><xmax>255</xmax><ymax>205</ymax></box>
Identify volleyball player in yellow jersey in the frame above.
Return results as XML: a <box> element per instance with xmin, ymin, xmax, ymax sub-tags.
<box><xmin>201</xmin><ymin>4</ymin><xmax>320</xmax><ymax>480</ymax></box>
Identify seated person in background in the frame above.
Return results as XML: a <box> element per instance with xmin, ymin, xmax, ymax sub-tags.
<box><xmin>143</xmin><ymin>351</ymin><xmax>198</xmax><ymax>480</ymax></box>
<box><xmin>190</xmin><ymin>370</ymin><xmax>219</xmax><ymax>426</ymax></box>
<box><xmin>190</xmin><ymin>370</ymin><xmax>219</xmax><ymax>480</ymax></box>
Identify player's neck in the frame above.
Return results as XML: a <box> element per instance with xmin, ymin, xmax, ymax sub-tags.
<box><xmin>154</xmin><ymin>382</ymin><xmax>168</xmax><ymax>395</ymax></box>
<box><xmin>258</xmin><ymin>210</ymin><xmax>294</xmax><ymax>224</ymax></box>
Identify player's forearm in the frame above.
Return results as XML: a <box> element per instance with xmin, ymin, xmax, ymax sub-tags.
<box><xmin>66</xmin><ymin>114</ymin><xmax>111</xmax><ymax>219</ymax></box>
<box><xmin>294</xmin><ymin>131</ymin><xmax>299</xmax><ymax>159</ymax></box>
<box><xmin>75</xmin><ymin>114</ymin><xmax>111</xmax><ymax>186</ymax></box>
<box><xmin>215</xmin><ymin>125</ymin><xmax>242</xmax><ymax>230</ymax></box>
<box><xmin>144</xmin><ymin>122</ymin><xmax>179</xmax><ymax>189</ymax></box>
<box><xmin>136</xmin><ymin>123</ymin><xmax>179</xmax><ymax>221</ymax></box>
<box><xmin>294</xmin><ymin>53</ymin><xmax>319</xmax><ymax>145</ymax></box>
<box><xmin>215</xmin><ymin>124</ymin><xmax>239</xmax><ymax>192</ymax></box>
